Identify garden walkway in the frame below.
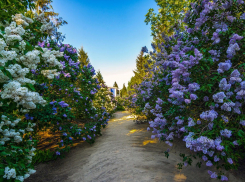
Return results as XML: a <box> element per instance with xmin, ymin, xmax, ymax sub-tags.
<box><xmin>25</xmin><ymin>111</ymin><xmax>244</xmax><ymax>182</ymax></box>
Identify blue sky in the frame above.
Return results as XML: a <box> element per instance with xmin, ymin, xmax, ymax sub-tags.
<box><xmin>52</xmin><ymin>0</ymin><xmax>159</xmax><ymax>89</ymax></box>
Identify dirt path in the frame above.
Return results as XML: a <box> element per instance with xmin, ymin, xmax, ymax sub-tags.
<box><xmin>25</xmin><ymin>111</ymin><xmax>244</xmax><ymax>182</ymax></box>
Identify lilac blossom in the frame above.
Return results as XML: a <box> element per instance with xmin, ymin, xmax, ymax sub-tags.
<box><xmin>221</xmin><ymin>175</ymin><xmax>228</xmax><ymax>181</ymax></box>
<box><xmin>221</xmin><ymin>115</ymin><xmax>229</xmax><ymax>123</ymax></box>
<box><xmin>206</xmin><ymin>160</ymin><xmax>213</xmax><ymax>166</ymax></box>
<box><xmin>200</xmin><ymin>110</ymin><xmax>218</xmax><ymax>122</ymax></box>
<box><xmin>211</xmin><ymin>172</ymin><xmax>218</xmax><ymax>179</ymax></box>
<box><xmin>214</xmin><ymin>155</ymin><xmax>220</xmax><ymax>162</ymax></box>
<box><xmin>219</xmin><ymin>78</ymin><xmax>231</xmax><ymax>91</ymax></box>
<box><xmin>239</xmin><ymin>120</ymin><xmax>245</xmax><ymax>126</ymax></box>
<box><xmin>213</xmin><ymin>92</ymin><xmax>226</xmax><ymax>103</ymax></box>
<box><xmin>202</xmin><ymin>155</ymin><xmax>208</xmax><ymax>161</ymax></box>
<box><xmin>203</xmin><ymin>96</ymin><xmax>209</xmax><ymax>102</ymax></box>
<box><xmin>220</xmin><ymin>129</ymin><xmax>232</xmax><ymax>138</ymax></box>
<box><xmin>188</xmin><ymin>117</ymin><xmax>196</xmax><ymax>127</ymax></box>
<box><xmin>217</xmin><ymin>60</ymin><xmax>232</xmax><ymax>73</ymax></box>
<box><xmin>233</xmin><ymin>140</ymin><xmax>239</xmax><ymax>146</ymax></box>
<box><xmin>221</xmin><ymin>102</ymin><xmax>235</xmax><ymax>112</ymax></box>
<box><xmin>227</xmin><ymin>158</ymin><xmax>233</xmax><ymax>164</ymax></box>
<box><xmin>58</xmin><ymin>101</ymin><xmax>69</xmax><ymax>107</ymax></box>
<box><xmin>60</xmin><ymin>47</ymin><xmax>65</xmax><ymax>52</ymax></box>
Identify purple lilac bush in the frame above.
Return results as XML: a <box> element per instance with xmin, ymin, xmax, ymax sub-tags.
<box><xmin>127</xmin><ymin>0</ymin><xmax>245</xmax><ymax>180</ymax></box>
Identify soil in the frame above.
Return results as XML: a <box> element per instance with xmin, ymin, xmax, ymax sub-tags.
<box><xmin>25</xmin><ymin>111</ymin><xmax>245</xmax><ymax>182</ymax></box>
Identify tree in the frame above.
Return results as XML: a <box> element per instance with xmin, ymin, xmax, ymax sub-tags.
<box><xmin>78</xmin><ymin>46</ymin><xmax>90</xmax><ymax>67</ymax></box>
<box><xmin>26</xmin><ymin>0</ymin><xmax>67</xmax><ymax>28</ymax></box>
<box><xmin>127</xmin><ymin>50</ymin><xmax>152</xmax><ymax>94</ymax></box>
<box><xmin>145</xmin><ymin>0</ymin><xmax>194</xmax><ymax>46</ymax></box>
<box><xmin>113</xmin><ymin>81</ymin><xmax>118</xmax><ymax>88</ymax></box>
<box><xmin>0</xmin><ymin>0</ymin><xmax>35</xmax><ymax>24</ymax></box>
<box><xmin>120</xmin><ymin>83</ymin><xmax>127</xmax><ymax>97</ymax></box>
<box><xmin>133</xmin><ymin>51</ymin><xmax>148</xmax><ymax>83</ymax></box>
<box><xmin>96</xmin><ymin>70</ymin><xmax>105</xmax><ymax>85</ymax></box>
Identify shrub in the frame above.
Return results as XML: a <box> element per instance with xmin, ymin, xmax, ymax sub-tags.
<box><xmin>130</xmin><ymin>0</ymin><xmax>245</xmax><ymax>180</ymax></box>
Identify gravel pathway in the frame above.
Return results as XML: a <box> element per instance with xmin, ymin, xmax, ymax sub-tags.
<box><xmin>25</xmin><ymin>111</ymin><xmax>244</xmax><ymax>182</ymax></box>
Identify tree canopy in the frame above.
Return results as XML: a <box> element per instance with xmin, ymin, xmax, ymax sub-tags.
<box><xmin>120</xmin><ymin>83</ymin><xmax>127</xmax><ymax>97</ymax></box>
<box><xmin>145</xmin><ymin>0</ymin><xmax>193</xmax><ymax>46</ymax></box>
<box><xmin>95</xmin><ymin>70</ymin><xmax>105</xmax><ymax>85</ymax></box>
<box><xmin>127</xmin><ymin>50</ymin><xmax>152</xmax><ymax>95</ymax></box>
<box><xmin>113</xmin><ymin>81</ymin><xmax>119</xmax><ymax>88</ymax></box>
<box><xmin>78</xmin><ymin>46</ymin><xmax>90</xmax><ymax>67</ymax></box>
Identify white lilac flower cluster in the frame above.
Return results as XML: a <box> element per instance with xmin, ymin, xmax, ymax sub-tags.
<box><xmin>3</xmin><ymin>167</ymin><xmax>36</xmax><ymax>182</ymax></box>
<box><xmin>3</xmin><ymin>21</ymin><xmax>25</xmax><ymax>45</ymax></box>
<box><xmin>1</xmin><ymin>81</ymin><xmax>47</xmax><ymax>109</ymax></box>
<box><xmin>41</xmin><ymin>69</ymin><xmax>60</xmax><ymax>79</ymax></box>
<box><xmin>18</xmin><ymin>50</ymin><xmax>41</xmax><ymax>69</ymax></box>
<box><xmin>41</xmin><ymin>48</ymin><xmax>63</xmax><ymax>69</ymax></box>
<box><xmin>34</xmin><ymin>13</ymin><xmax>56</xmax><ymax>35</ymax></box>
<box><xmin>12</xmin><ymin>14</ymin><xmax>33</xmax><ymax>27</ymax></box>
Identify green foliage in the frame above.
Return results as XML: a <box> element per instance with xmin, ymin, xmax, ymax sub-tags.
<box><xmin>127</xmin><ymin>50</ymin><xmax>152</xmax><ymax>95</ymax></box>
<box><xmin>78</xmin><ymin>46</ymin><xmax>90</xmax><ymax>67</ymax></box>
<box><xmin>113</xmin><ymin>81</ymin><xmax>118</xmax><ymax>88</ymax></box>
<box><xmin>0</xmin><ymin>0</ymin><xmax>35</xmax><ymax>24</ymax></box>
<box><xmin>0</xmin><ymin>2</ymin><xmax>112</xmax><ymax>181</ymax></box>
<box><xmin>95</xmin><ymin>70</ymin><xmax>105</xmax><ymax>85</ymax></box>
<box><xmin>145</xmin><ymin>0</ymin><xmax>194</xmax><ymax>46</ymax></box>
<box><xmin>120</xmin><ymin>83</ymin><xmax>127</xmax><ymax>97</ymax></box>
<box><xmin>115</xmin><ymin>97</ymin><xmax>126</xmax><ymax>111</ymax></box>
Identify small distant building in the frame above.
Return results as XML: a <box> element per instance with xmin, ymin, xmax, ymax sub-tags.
<box><xmin>108</xmin><ymin>87</ymin><xmax>120</xmax><ymax>97</ymax></box>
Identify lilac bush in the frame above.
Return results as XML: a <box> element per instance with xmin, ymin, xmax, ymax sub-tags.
<box><xmin>128</xmin><ymin>0</ymin><xmax>245</xmax><ymax>180</ymax></box>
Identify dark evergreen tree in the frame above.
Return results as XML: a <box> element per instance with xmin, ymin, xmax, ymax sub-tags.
<box><xmin>78</xmin><ymin>46</ymin><xmax>90</xmax><ymax>67</ymax></box>
<box><xmin>120</xmin><ymin>83</ymin><xmax>127</xmax><ymax>97</ymax></box>
<box><xmin>96</xmin><ymin>70</ymin><xmax>105</xmax><ymax>85</ymax></box>
<box><xmin>127</xmin><ymin>50</ymin><xmax>152</xmax><ymax>94</ymax></box>
<box><xmin>113</xmin><ymin>81</ymin><xmax>118</xmax><ymax>88</ymax></box>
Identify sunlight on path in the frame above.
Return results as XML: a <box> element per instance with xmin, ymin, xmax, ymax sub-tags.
<box><xmin>173</xmin><ymin>174</ymin><xmax>187</xmax><ymax>182</ymax></box>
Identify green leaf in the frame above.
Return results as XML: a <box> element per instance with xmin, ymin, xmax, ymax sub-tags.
<box><xmin>26</xmin><ymin>83</ymin><xmax>36</xmax><ymax>91</ymax></box>
<box><xmin>35</xmin><ymin>46</ymin><xmax>44</xmax><ymax>53</ymax></box>
<box><xmin>13</xmin><ymin>42</ymin><xmax>20</xmax><ymax>48</ymax></box>
<box><xmin>25</xmin><ymin>41</ymin><xmax>34</xmax><ymax>51</ymax></box>
<box><xmin>2</xmin><ymin>68</ymin><xmax>13</xmax><ymax>80</ymax></box>
<box><xmin>238</xmin><ymin>130</ymin><xmax>245</xmax><ymax>137</ymax></box>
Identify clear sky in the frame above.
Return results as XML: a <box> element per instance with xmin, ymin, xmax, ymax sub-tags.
<box><xmin>52</xmin><ymin>0</ymin><xmax>158</xmax><ymax>89</ymax></box>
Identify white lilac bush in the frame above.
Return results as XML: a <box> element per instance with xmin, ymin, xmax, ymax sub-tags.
<box><xmin>0</xmin><ymin>0</ymin><xmax>115</xmax><ymax>181</ymax></box>
<box><xmin>0</xmin><ymin>8</ymin><xmax>114</xmax><ymax>182</ymax></box>
<box><xmin>0</xmin><ymin>12</ymin><xmax>64</xmax><ymax>181</ymax></box>
<box><xmin>129</xmin><ymin>0</ymin><xmax>245</xmax><ymax>180</ymax></box>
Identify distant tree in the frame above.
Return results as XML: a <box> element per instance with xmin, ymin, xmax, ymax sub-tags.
<box><xmin>96</xmin><ymin>70</ymin><xmax>105</xmax><ymax>85</ymax></box>
<box><xmin>120</xmin><ymin>83</ymin><xmax>127</xmax><ymax>97</ymax></box>
<box><xmin>113</xmin><ymin>81</ymin><xmax>118</xmax><ymax>88</ymax></box>
<box><xmin>133</xmin><ymin>51</ymin><xmax>148</xmax><ymax>83</ymax></box>
<box><xmin>127</xmin><ymin>50</ymin><xmax>152</xmax><ymax>94</ymax></box>
<box><xmin>78</xmin><ymin>46</ymin><xmax>90</xmax><ymax>67</ymax></box>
